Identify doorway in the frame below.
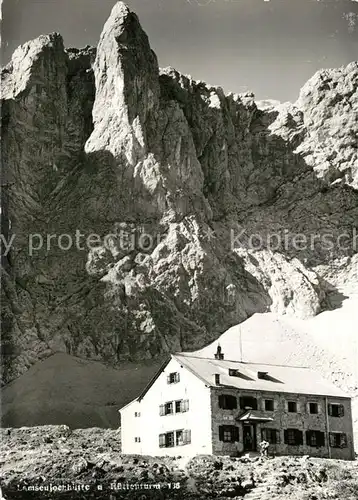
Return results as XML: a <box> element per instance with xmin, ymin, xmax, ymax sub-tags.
<box><xmin>243</xmin><ymin>423</ymin><xmax>256</xmax><ymax>451</ymax></box>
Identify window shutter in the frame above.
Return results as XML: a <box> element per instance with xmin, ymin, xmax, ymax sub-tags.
<box><xmin>306</xmin><ymin>430</ymin><xmax>311</xmax><ymax>446</ymax></box>
<box><xmin>183</xmin><ymin>399</ymin><xmax>189</xmax><ymax>412</ymax></box>
<box><xmin>219</xmin><ymin>426</ymin><xmax>224</xmax><ymax>441</ymax></box>
<box><xmin>329</xmin><ymin>432</ymin><xmax>335</xmax><ymax>447</ymax></box>
<box><xmin>284</xmin><ymin>430</ymin><xmax>288</xmax><ymax>444</ymax></box>
<box><xmin>296</xmin><ymin>430</ymin><xmax>303</xmax><ymax>445</ymax></box>
<box><xmin>159</xmin><ymin>404</ymin><xmax>165</xmax><ymax>416</ymax></box>
<box><xmin>183</xmin><ymin>429</ymin><xmax>191</xmax><ymax>444</ymax></box>
<box><xmin>233</xmin><ymin>426</ymin><xmax>239</xmax><ymax>442</ymax></box>
<box><xmin>219</xmin><ymin>395</ymin><xmax>225</xmax><ymax>409</ymax></box>
<box><xmin>338</xmin><ymin>404</ymin><xmax>345</xmax><ymax>417</ymax></box>
<box><xmin>328</xmin><ymin>404</ymin><xmax>333</xmax><ymax>416</ymax></box>
<box><xmin>159</xmin><ymin>433</ymin><xmax>166</xmax><ymax>448</ymax></box>
<box><xmin>318</xmin><ymin>432</ymin><xmax>325</xmax><ymax>447</ymax></box>
<box><xmin>275</xmin><ymin>430</ymin><xmax>280</xmax><ymax>444</ymax></box>
<box><xmin>340</xmin><ymin>433</ymin><xmax>347</xmax><ymax>448</ymax></box>
<box><xmin>167</xmin><ymin>374</ymin><xmax>171</xmax><ymax>384</ymax></box>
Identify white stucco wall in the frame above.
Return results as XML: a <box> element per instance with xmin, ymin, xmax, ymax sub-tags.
<box><xmin>120</xmin><ymin>399</ymin><xmax>143</xmax><ymax>455</ymax></box>
<box><xmin>120</xmin><ymin>357</ymin><xmax>213</xmax><ymax>456</ymax></box>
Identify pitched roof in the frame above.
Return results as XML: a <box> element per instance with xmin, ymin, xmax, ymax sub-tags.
<box><xmin>173</xmin><ymin>354</ymin><xmax>349</xmax><ymax>399</ymax></box>
<box><xmin>137</xmin><ymin>356</ymin><xmax>171</xmax><ymax>402</ymax></box>
<box><xmin>118</xmin><ymin>398</ymin><xmax>138</xmax><ymax>412</ymax></box>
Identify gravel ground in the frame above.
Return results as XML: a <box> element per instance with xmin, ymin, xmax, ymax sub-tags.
<box><xmin>1</xmin><ymin>426</ymin><xmax>357</xmax><ymax>499</ymax></box>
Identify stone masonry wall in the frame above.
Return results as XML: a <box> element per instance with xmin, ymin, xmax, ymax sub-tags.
<box><xmin>210</xmin><ymin>388</ymin><xmax>354</xmax><ymax>460</ymax></box>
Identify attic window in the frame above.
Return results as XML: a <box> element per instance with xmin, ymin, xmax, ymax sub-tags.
<box><xmin>228</xmin><ymin>369</ymin><xmax>239</xmax><ymax>377</ymax></box>
<box><xmin>167</xmin><ymin>372</ymin><xmax>180</xmax><ymax>384</ymax></box>
<box><xmin>257</xmin><ymin>371</ymin><xmax>268</xmax><ymax>379</ymax></box>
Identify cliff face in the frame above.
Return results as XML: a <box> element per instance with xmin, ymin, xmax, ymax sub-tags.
<box><xmin>1</xmin><ymin>2</ymin><xmax>358</xmax><ymax>383</ymax></box>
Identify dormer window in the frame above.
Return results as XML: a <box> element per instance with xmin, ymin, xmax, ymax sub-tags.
<box><xmin>167</xmin><ymin>372</ymin><xmax>180</xmax><ymax>384</ymax></box>
<box><xmin>229</xmin><ymin>368</ymin><xmax>239</xmax><ymax>377</ymax></box>
<box><xmin>257</xmin><ymin>371</ymin><xmax>268</xmax><ymax>380</ymax></box>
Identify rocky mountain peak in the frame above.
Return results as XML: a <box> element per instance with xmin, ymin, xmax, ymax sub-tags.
<box><xmin>1</xmin><ymin>2</ymin><xmax>357</xmax><ymax>390</ymax></box>
<box><xmin>2</xmin><ymin>33</ymin><xmax>66</xmax><ymax>99</ymax></box>
<box><xmin>87</xmin><ymin>2</ymin><xmax>160</xmax><ymax>163</ymax></box>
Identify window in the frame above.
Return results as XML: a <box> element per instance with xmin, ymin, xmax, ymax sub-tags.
<box><xmin>309</xmin><ymin>402</ymin><xmax>319</xmax><ymax>414</ymax></box>
<box><xmin>134</xmin><ymin>411</ymin><xmax>141</xmax><ymax>417</ymax></box>
<box><xmin>329</xmin><ymin>432</ymin><xmax>347</xmax><ymax>448</ymax></box>
<box><xmin>288</xmin><ymin>401</ymin><xmax>297</xmax><ymax>413</ymax></box>
<box><xmin>167</xmin><ymin>372</ymin><xmax>180</xmax><ymax>384</ymax></box>
<box><xmin>219</xmin><ymin>425</ymin><xmax>239</xmax><ymax>443</ymax></box>
<box><xmin>265</xmin><ymin>399</ymin><xmax>274</xmax><ymax>411</ymax></box>
<box><xmin>219</xmin><ymin>394</ymin><xmax>237</xmax><ymax>410</ymax></box>
<box><xmin>284</xmin><ymin>429</ymin><xmax>303</xmax><ymax>446</ymax></box>
<box><xmin>175</xmin><ymin>399</ymin><xmax>189</xmax><ymax>413</ymax></box>
<box><xmin>176</xmin><ymin>430</ymin><xmax>183</xmax><ymax>446</ymax></box>
<box><xmin>175</xmin><ymin>429</ymin><xmax>191</xmax><ymax>446</ymax></box>
<box><xmin>328</xmin><ymin>404</ymin><xmax>344</xmax><ymax>417</ymax></box>
<box><xmin>134</xmin><ymin>437</ymin><xmax>141</xmax><ymax>443</ymax></box>
<box><xmin>257</xmin><ymin>371</ymin><xmax>268</xmax><ymax>380</ymax></box>
<box><xmin>306</xmin><ymin>430</ymin><xmax>325</xmax><ymax>447</ymax></box>
<box><xmin>159</xmin><ymin>430</ymin><xmax>191</xmax><ymax>448</ymax></box>
<box><xmin>229</xmin><ymin>369</ymin><xmax>239</xmax><ymax>377</ymax></box>
<box><xmin>165</xmin><ymin>432</ymin><xmax>175</xmax><ymax>447</ymax></box>
<box><xmin>160</xmin><ymin>400</ymin><xmax>189</xmax><ymax>416</ymax></box>
<box><xmin>261</xmin><ymin>428</ymin><xmax>280</xmax><ymax>444</ymax></box>
<box><xmin>164</xmin><ymin>402</ymin><xmax>173</xmax><ymax>415</ymax></box>
<box><xmin>159</xmin><ymin>402</ymin><xmax>174</xmax><ymax>416</ymax></box>
<box><xmin>240</xmin><ymin>396</ymin><xmax>258</xmax><ymax>410</ymax></box>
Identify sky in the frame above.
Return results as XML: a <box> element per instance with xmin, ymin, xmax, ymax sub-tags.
<box><xmin>1</xmin><ymin>0</ymin><xmax>358</xmax><ymax>102</ymax></box>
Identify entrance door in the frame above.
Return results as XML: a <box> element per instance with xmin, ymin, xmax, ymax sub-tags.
<box><xmin>243</xmin><ymin>423</ymin><xmax>256</xmax><ymax>451</ymax></box>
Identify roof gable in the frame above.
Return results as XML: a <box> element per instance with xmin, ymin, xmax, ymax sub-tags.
<box><xmin>121</xmin><ymin>354</ymin><xmax>210</xmax><ymax>406</ymax></box>
<box><xmin>137</xmin><ymin>356</ymin><xmax>171</xmax><ymax>402</ymax></box>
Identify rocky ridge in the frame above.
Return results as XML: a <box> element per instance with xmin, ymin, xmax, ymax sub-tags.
<box><xmin>1</xmin><ymin>2</ymin><xmax>358</xmax><ymax>384</ymax></box>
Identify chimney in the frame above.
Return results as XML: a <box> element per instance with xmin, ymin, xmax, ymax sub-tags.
<box><xmin>214</xmin><ymin>344</ymin><xmax>224</xmax><ymax>360</ymax></box>
<box><xmin>214</xmin><ymin>373</ymin><xmax>221</xmax><ymax>385</ymax></box>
